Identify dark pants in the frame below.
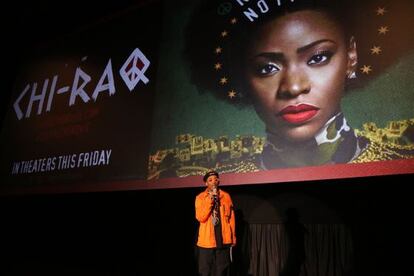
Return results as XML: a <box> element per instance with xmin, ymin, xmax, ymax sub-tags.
<box><xmin>198</xmin><ymin>247</ymin><xmax>231</xmax><ymax>276</ymax></box>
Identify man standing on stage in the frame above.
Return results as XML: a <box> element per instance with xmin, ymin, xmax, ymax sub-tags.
<box><xmin>195</xmin><ymin>170</ymin><xmax>236</xmax><ymax>276</ymax></box>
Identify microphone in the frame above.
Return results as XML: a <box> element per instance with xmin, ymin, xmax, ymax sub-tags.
<box><xmin>210</xmin><ymin>186</ymin><xmax>220</xmax><ymax>226</ymax></box>
<box><xmin>212</xmin><ymin>187</ymin><xmax>219</xmax><ymax>203</ymax></box>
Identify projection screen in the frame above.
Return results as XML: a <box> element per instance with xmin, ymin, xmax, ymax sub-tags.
<box><xmin>1</xmin><ymin>0</ymin><xmax>413</xmax><ymax>194</ymax></box>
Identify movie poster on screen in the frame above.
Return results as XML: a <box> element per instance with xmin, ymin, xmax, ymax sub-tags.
<box><xmin>1</xmin><ymin>0</ymin><xmax>413</xmax><ymax>194</ymax></box>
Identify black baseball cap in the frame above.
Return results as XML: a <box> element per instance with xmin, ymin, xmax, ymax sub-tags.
<box><xmin>203</xmin><ymin>170</ymin><xmax>219</xmax><ymax>182</ymax></box>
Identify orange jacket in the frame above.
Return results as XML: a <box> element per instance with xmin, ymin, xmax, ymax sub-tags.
<box><xmin>195</xmin><ymin>189</ymin><xmax>236</xmax><ymax>248</ymax></box>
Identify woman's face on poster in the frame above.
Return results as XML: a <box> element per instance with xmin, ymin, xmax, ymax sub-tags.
<box><xmin>245</xmin><ymin>10</ymin><xmax>356</xmax><ymax>143</ymax></box>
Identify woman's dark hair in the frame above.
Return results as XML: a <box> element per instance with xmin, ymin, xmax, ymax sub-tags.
<box><xmin>183</xmin><ymin>0</ymin><xmax>413</xmax><ymax>105</ymax></box>
<box><xmin>183</xmin><ymin>0</ymin><xmax>354</xmax><ymax>105</ymax></box>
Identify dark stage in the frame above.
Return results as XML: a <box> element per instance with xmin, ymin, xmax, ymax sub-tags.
<box><xmin>1</xmin><ymin>174</ymin><xmax>411</xmax><ymax>275</ymax></box>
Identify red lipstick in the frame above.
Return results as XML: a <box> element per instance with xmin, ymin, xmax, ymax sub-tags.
<box><xmin>279</xmin><ymin>104</ymin><xmax>319</xmax><ymax>124</ymax></box>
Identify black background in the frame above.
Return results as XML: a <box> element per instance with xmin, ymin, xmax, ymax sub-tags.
<box><xmin>1</xmin><ymin>175</ymin><xmax>412</xmax><ymax>275</ymax></box>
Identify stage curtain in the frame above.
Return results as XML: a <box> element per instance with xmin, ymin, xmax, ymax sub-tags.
<box><xmin>233</xmin><ymin>223</ymin><xmax>354</xmax><ymax>276</ymax></box>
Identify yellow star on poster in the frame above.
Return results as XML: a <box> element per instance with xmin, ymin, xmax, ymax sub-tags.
<box><xmin>378</xmin><ymin>26</ymin><xmax>389</xmax><ymax>35</ymax></box>
<box><xmin>228</xmin><ymin>90</ymin><xmax>236</xmax><ymax>99</ymax></box>
<box><xmin>221</xmin><ymin>30</ymin><xmax>228</xmax><ymax>37</ymax></box>
<box><xmin>215</xmin><ymin>47</ymin><xmax>222</xmax><ymax>54</ymax></box>
<box><xmin>214</xmin><ymin>63</ymin><xmax>222</xmax><ymax>70</ymax></box>
<box><xmin>220</xmin><ymin>77</ymin><xmax>228</xmax><ymax>85</ymax></box>
<box><xmin>376</xmin><ymin>7</ymin><xmax>386</xmax><ymax>16</ymax></box>
<box><xmin>230</xmin><ymin>17</ymin><xmax>237</xmax><ymax>24</ymax></box>
<box><xmin>370</xmin><ymin>46</ymin><xmax>382</xmax><ymax>55</ymax></box>
<box><xmin>360</xmin><ymin>65</ymin><xmax>372</xmax><ymax>74</ymax></box>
